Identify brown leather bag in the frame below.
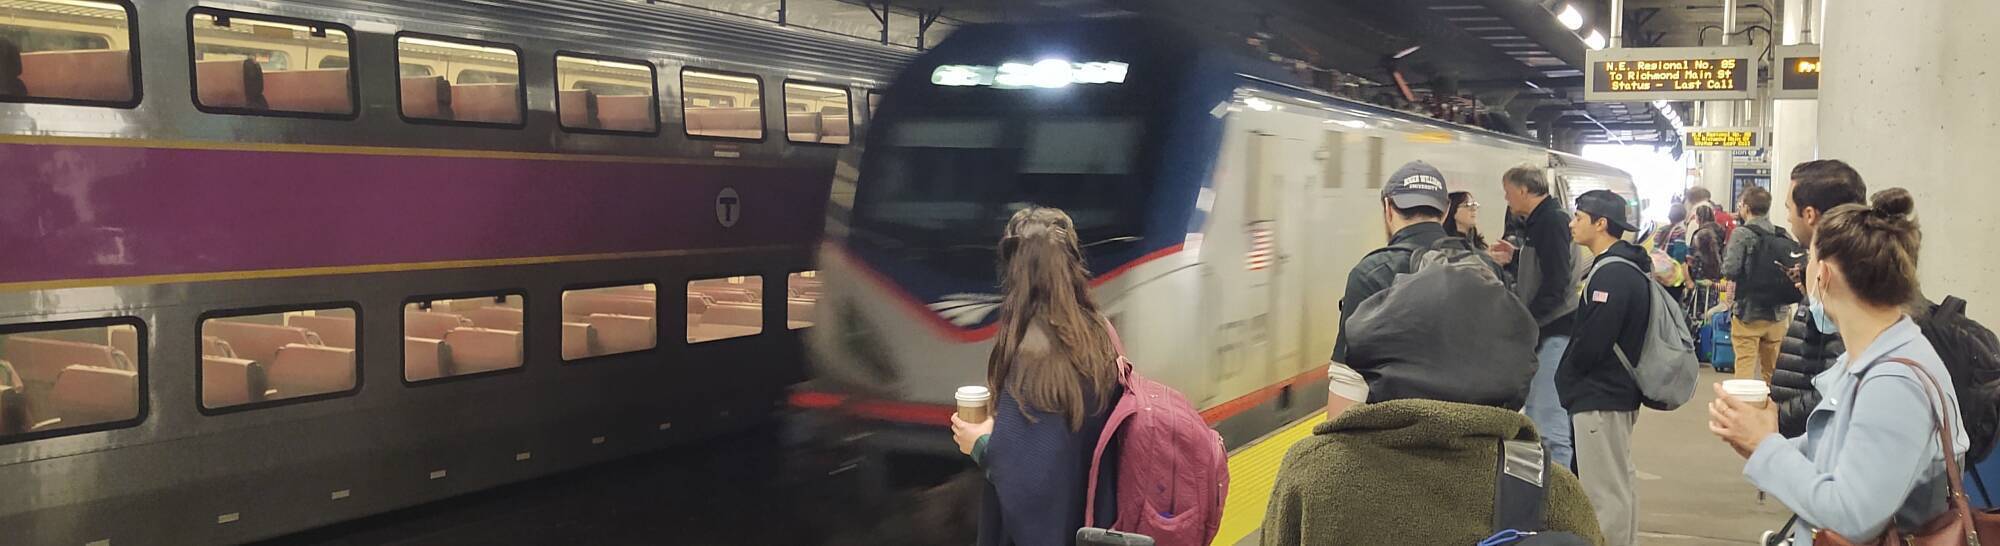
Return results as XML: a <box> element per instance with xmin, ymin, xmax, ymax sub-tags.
<box><xmin>1811</xmin><ymin>358</ymin><xmax>2000</xmax><ymax>546</ymax></box>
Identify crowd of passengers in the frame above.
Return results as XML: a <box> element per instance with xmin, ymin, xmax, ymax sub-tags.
<box><xmin>945</xmin><ymin>159</ymin><xmax>1987</xmax><ymax>546</ymax></box>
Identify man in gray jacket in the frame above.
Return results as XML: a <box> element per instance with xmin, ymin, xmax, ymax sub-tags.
<box><xmin>1723</xmin><ymin>186</ymin><xmax>1794</xmax><ymax>382</ymax></box>
<box><xmin>1499</xmin><ymin>165</ymin><xmax>1580</xmax><ymax>468</ymax></box>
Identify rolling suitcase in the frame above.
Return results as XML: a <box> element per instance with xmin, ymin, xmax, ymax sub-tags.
<box><xmin>1708</xmin><ymin>310</ymin><xmax>1735</xmax><ymax>373</ymax></box>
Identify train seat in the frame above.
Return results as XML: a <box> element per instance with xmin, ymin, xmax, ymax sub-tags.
<box><xmin>582</xmin><ymin>314</ymin><xmax>655</xmax><ymax>356</ymax></box>
<box><xmin>401</xmin><ymin>76</ymin><xmax>453</xmax><ymax>119</ymax></box>
<box><xmin>704</xmin><ymin>303</ymin><xmax>763</xmax><ymax>328</ymax></box>
<box><xmin>267</xmin><ymin>344</ymin><xmax>354</xmax><ymax>398</ymax></box>
<box><xmin>405</xmin><ymin>310</ymin><xmax>470</xmax><ymax>341</ymax></box>
<box><xmin>0</xmin><ymin>384</ymin><xmax>20</xmax><ymax>436</ymax></box>
<box><xmin>443</xmin><ymin>328</ymin><xmax>521</xmax><ymax>374</ymax></box>
<box><xmin>204</xmin><ymin>321</ymin><xmax>317</xmax><ymax>365</ymax></box>
<box><xmin>685</xmin><ymin>294</ymin><xmax>709</xmax><ymax>315</ymax></box>
<box><xmin>2</xmin><ymin>337</ymin><xmax>126</xmax><ymax>391</ymax></box>
<box><xmin>405</xmin><ymin>337</ymin><xmax>450</xmax><ymax>381</ymax></box>
<box><xmin>596</xmin><ymin>95</ymin><xmax>654</xmax><ymax>132</ymax></box>
<box><xmin>201</xmin><ymin>356</ymin><xmax>265</xmax><ymax>409</ymax></box>
<box><xmin>47</xmin><ymin>365</ymin><xmax>137</xmax><ymax>428</ymax></box>
<box><xmin>786</xmin><ymin>111</ymin><xmax>823</xmax><ymax>142</ymax></box>
<box><xmin>108</xmin><ymin>327</ymin><xmax>139</xmax><ymax>363</ymax></box>
<box><xmin>194</xmin><ymin>58</ymin><xmax>266</xmax><ymax>109</ymax></box>
<box><xmin>263</xmin><ymin>68</ymin><xmax>352</xmax><ymax>114</ymax></box>
<box><xmin>559</xmin><ymin>88</ymin><xmax>597</xmax><ymax>128</ymax></box>
<box><xmin>821</xmin><ymin>115</ymin><xmax>851</xmax><ymax>143</ymax></box>
<box><xmin>462</xmin><ymin>307</ymin><xmax>524</xmax><ymax>332</ymax></box>
<box><xmin>18</xmin><ymin>49</ymin><xmax>133</xmax><ymax>102</ymax></box>
<box><xmin>202</xmin><ymin>335</ymin><xmax>236</xmax><ymax>358</ymax></box>
<box><xmin>285</xmin><ymin>315</ymin><xmax>356</xmax><ymax>349</ymax></box>
<box><xmin>561</xmin><ymin>322</ymin><xmax>596</xmax><ymax>360</ymax></box>
<box><xmin>787</xmin><ymin>299</ymin><xmax>817</xmax><ymax>326</ymax></box>
<box><xmin>564</xmin><ymin>292</ymin><xmax>656</xmax><ymax>318</ymax></box>
<box><xmin>685</xmin><ymin>107</ymin><xmax>763</xmax><ymax>139</ymax></box>
<box><xmin>694</xmin><ymin>287</ymin><xmax>756</xmax><ymax>304</ymax></box>
<box><xmin>452</xmin><ymin>83</ymin><xmax>521</xmax><ymax>124</ymax></box>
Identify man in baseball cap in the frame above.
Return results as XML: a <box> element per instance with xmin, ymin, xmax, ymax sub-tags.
<box><xmin>1561</xmin><ymin>188</ymin><xmax>1651</xmax><ymax>546</ymax></box>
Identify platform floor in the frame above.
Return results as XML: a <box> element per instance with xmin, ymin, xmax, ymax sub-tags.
<box><xmin>263</xmin><ymin>368</ymin><xmax>1790</xmax><ymax>546</ymax></box>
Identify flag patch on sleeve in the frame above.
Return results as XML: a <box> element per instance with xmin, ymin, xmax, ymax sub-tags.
<box><xmin>1591</xmin><ymin>290</ymin><xmax>1611</xmax><ymax>303</ymax></box>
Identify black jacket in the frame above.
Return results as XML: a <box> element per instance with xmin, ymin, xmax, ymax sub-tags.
<box><xmin>1558</xmin><ymin>240</ymin><xmax>1651</xmax><ymax>414</ymax></box>
<box><xmin>1774</xmin><ymin>306</ymin><xmax>1842</xmax><ymax>437</ymax></box>
<box><xmin>1504</xmin><ymin>198</ymin><xmax>1578</xmax><ymax>338</ymax></box>
<box><xmin>1332</xmin><ymin>222</ymin><xmax>1451</xmax><ymax>363</ymax></box>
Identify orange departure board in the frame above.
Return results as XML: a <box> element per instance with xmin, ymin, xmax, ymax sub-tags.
<box><xmin>1585</xmin><ymin>46</ymin><xmax>1758</xmax><ymax>101</ymax></box>
<box><xmin>1685</xmin><ymin>128</ymin><xmax>1763</xmax><ymax>150</ymax></box>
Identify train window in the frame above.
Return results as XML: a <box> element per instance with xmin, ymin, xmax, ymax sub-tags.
<box><xmin>0</xmin><ymin>320</ymin><xmax>142</xmax><ymax>442</ymax></box>
<box><xmin>1320</xmin><ymin>131</ymin><xmax>1345</xmax><ymax>189</ymax></box>
<box><xmin>0</xmin><ymin>0</ymin><xmax>137</xmax><ymax>107</ymax></box>
<box><xmin>396</xmin><ymin>34</ymin><xmax>523</xmax><ymax>126</ymax></box>
<box><xmin>688</xmin><ymin>277</ymin><xmax>762</xmax><ymax>343</ymax></box>
<box><xmin>682</xmin><ymin>68</ymin><xmax>764</xmax><ymax>140</ymax></box>
<box><xmin>199</xmin><ymin>307</ymin><xmax>357</xmax><ymax>410</ymax></box>
<box><xmin>556</xmin><ymin>53</ymin><xmax>659</xmax><ymax>134</ymax></box>
<box><xmin>405</xmin><ymin>295</ymin><xmax>525</xmax><ymax>382</ymax></box>
<box><xmin>562</xmin><ymin>284</ymin><xmax>658</xmax><ymax>361</ymax></box>
<box><xmin>1364</xmin><ymin>135</ymin><xmax>1385</xmax><ymax>189</ymax></box>
<box><xmin>785</xmin><ymin>272</ymin><xmax>821</xmax><ymax>329</ymax></box>
<box><xmin>190</xmin><ymin>10</ymin><xmax>357</xmax><ymax>117</ymax></box>
<box><xmin>783</xmin><ymin>82</ymin><xmax>851</xmax><ymax>145</ymax></box>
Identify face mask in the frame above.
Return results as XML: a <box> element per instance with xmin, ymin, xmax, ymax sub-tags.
<box><xmin>1807</xmin><ymin>261</ymin><xmax>1839</xmax><ymax>334</ymax></box>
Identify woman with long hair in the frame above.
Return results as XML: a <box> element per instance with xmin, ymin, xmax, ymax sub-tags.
<box><xmin>1709</xmin><ymin>189</ymin><xmax>1967</xmax><ymax>544</ymax></box>
<box><xmin>1444</xmin><ymin>190</ymin><xmax>1489</xmax><ymax>250</ymax></box>
<box><xmin>951</xmin><ymin>206</ymin><xmax>1123</xmax><ymax>546</ymax></box>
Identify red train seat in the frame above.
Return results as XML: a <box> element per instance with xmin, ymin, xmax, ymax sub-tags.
<box><xmin>685</xmin><ymin>107</ymin><xmax>763</xmax><ymax>139</ymax></box>
<box><xmin>786</xmin><ymin>111</ymin><xmax>823</xmax><ymax>142</ymax></box>
<box><xmin>704</xmin><ymin>303</ymin><xmax>763</xmax><ymax>328</ymax></box>
<box><xmin>204</xmin><ymin>321</ymin><xmax>316</xmax><ymax>365</ymax></box>
<box><xmin>564</xmin><ymin>292</ymin><xmax>656</xmax><ymax>318</ymax></box>
<box><xmin>267</xmin><ymin>344</ymin><xmax>354</xmax><ymax>398</ymax></box>
<box><xmin>263</xmin><ymin>68</ymin><xmax>352</xmax><ymax>114</ymax></box>
<box><xmin>559</xmin><ymin>88</ymin><xmax>597</xmax><ymax>128</ymax></box>
<box><xmin>19</xmin><ymin>49</ymin><xmax>133</xmax><ymax>102</ymax></box>
<box><xmin>202</xmin><ymin>335</ymin><xmax>236</xmax><ymax>358</ymax></box>
<box><xmin>195</xmin><ymin>58</ymin><xmax>265</xmax><ymax>109</ymax></box>
<box><xmin>285</xmin><ymin>315</ymin><xmax>356</xmax><ymax>349</ymax></box>
<box><xmin>694</xmin><ymin>287</ymin><xmax>757</xmax><ymax>304</ymax></box>
<box><xmin>405</xmin><ymin>337</ymin><xmax>449</xmax><ymax>381</ymax></box>
<box><xmin>787</xmin><ymin>299</ymin><xmax>817</xmax><ymax>326</ymax></box>
<box><xmin>582</xmin><ymin>314</ymin><xmax>655</xmax><ymax>356</ymax></box>
<box><xmin>401</xmin><ymin>76</ymin><xmax>452</xmax><ymax>119</ymax></box>
<box><xmin>685</xmin><ymin>294</ymin><xmax>710</xmax><ymax>315</ymax></box>
<box><xmin>462</xmin><ymin>307</ymin><xmax>524</xmax><ymax>332</ymax></box>
<box><xmin>201</xmin><ymin>356</ymin><xmax>264</xmax><ymax>408</ymax></box>
<box><xmin>443</xmin><ymin>328</ymin><xmax>521</xmax><ymax>374</ymax></box>
<box><xmin>109</xmin><ymin>328</ymin><xmax>138</xmax><ymax>362</ymax></box>
<box><xmin>596</xmin><ymin>95</ymin><xmax>655</xmax><ymax>132</ymax></box>
<box><xmin>2</xmin><ymin>336</ymin><xmax>125</xmax><ymax>390</ymax></box>
<box><xmin>452</xmin><ymin>83</ymin><xmax>521</xmax><ymax>124</ymax></box>
<box><xmin>47</xmin><ymin>365</ymin><xmax>137</xmax><ymax>427</ymax></box>
<box><xmin>561</xmin><ymin>322</ymin><xmax>596</xmax><ymax>360</ymax></box>
<box><xmin>405</xmin><ymin>310</ymin><xmax>470</xmax><ymax>341</ymax></box>
<box><xmin>821</xmin><ymin>115</ymin><xmax>852</xmax><ymax>143</ymax></box>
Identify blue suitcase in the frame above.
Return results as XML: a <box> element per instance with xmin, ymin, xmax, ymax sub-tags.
<box><xmin>1707</xmin><ymin>310</ymin><xmax>1735</xmax><ymax>373</ymax></box>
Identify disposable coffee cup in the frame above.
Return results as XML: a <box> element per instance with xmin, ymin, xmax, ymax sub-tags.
<box><xmin>1722</xmin><ymin>379</ymin><xmax>1771</xmax><ymax>408</ymax></box>
<box><xmin>955</xmin><ymin>386</ymin><xmax>992</xmax><ymax>423</ymax></box>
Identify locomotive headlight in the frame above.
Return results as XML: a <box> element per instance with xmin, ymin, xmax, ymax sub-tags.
<box><xmin>933</xmin><ymin>60</ymin><xmax>1129</xmax><ymax>88</ymax></box>
<box><xmin>932</xmin><ymin>64</ymin><xmax>990</xmax><ymax>86</ymax></box>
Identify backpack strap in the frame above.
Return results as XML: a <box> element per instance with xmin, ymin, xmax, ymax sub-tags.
<box><xmin>1493</xmin><ymin>438</ymin><xmax>1550</xmax><ymax>533</ymax></box>
<box><xmin>1085</xmin><ymin>317</ymin><xmax>1136</xmax><ymax>529</ymax></box>
<box><xmin>1586</xmin><ymin>256</ymin><xmax>1648</xmax><ymax>378</ymax></box>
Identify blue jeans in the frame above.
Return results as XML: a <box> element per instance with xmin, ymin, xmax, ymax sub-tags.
<box><xmin>1525</xmin><ymin>335</ymin><xmax>1573</xmax><ymax>470</ymax></box>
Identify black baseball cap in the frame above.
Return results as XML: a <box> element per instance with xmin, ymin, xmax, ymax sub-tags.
<box><xmin>1575</xmin><ymin>190</ymin><xmax>1638</xmax><ymax>232</ymax></box>
<box><xmin>1382</xmin><ymin>161</ymin><xmax>1449</xmax><ymax>212</ymax></box>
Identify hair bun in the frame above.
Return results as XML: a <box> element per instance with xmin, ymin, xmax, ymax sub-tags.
<box><xmin>1870</xmin><ymin>187</ymin><xmax>1915</xmax><ymax>218</ymax></box>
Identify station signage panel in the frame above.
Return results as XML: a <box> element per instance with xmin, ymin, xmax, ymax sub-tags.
<box><xmin>1685</xmin><ymin>127</ymin><xmax>1764</xmax><ymax>151</ymax></box>
<box><xmin>1585</xmin><ymin>46</ymin><xmax>1758</xmax><ymax>101</ymax></box>
<box><xmin>1774</xmin><ymin>44</ymin><xmax>1821</xmax><ymax>99</ymax></box>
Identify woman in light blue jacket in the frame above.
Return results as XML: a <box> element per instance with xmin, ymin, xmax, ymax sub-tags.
<box><xmin>1708</xmin><ymin>188</ymin><xmax>1968</xmax><ymax>544</ymax></box>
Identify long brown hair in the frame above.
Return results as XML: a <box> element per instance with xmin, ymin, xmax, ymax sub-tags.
<box><xmin>986</xmin><ymin>207</ymin><xmax>1121</xmax><ymax>430</ymax></box>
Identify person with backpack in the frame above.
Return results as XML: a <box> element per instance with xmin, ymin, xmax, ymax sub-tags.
<box><xmin>1501</xmin><ymin>165</ymin><xmax>1582</xmax><ymax>472</ymax></box>
<box><xmin>1773</xmin><ymin>160</ymin><xmax>1869</xmax><ymax>438</ymax></box>
<box><xmin>1325</xmin><ymin>161</ymin><xmax>1502</xmax><ymax>419</ymax></box>
<box><xmin>1687</xmin><ymin>205</ymin><xmax>1726</xmax><ymax>285</ymax></box>
<box><xmin>1684</xmin><ymin>187</ymin><xmax>1736</xmax><ymax>239</ymax></box>
<box><xmin>1560</xmin><ymin>190</ymin><xmax>1657</xmax><ymax>546</ymax></box>
<box><xmin>949</xmin><ymin>207</ymin><xmax>1124</xmax><ymax>546</ymax></box>
<box><xmin>1722</xmin><ymin>186</ymin><xmax>1803</xmax><ymax>383</ymax></box>
<box><xmin>1260</xmin><ymin>222</ymin><xmax>1602</xmax><ymax>546</ymax></box>
<box><xmin>1708</xmin><ymin>189</ymin><xmax>1969</xmax><ymax>545</ymax></box>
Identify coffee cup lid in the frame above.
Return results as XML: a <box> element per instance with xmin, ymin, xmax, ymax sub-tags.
<box><xmin>956</xmin><ymin>386</ymin><xmax>991</xmax><ymax>399</ymax></box>
<box><xmin>1721</xmin><ymin>379</ymin><xmax>1769</xmax><ymax>394</ymax></box>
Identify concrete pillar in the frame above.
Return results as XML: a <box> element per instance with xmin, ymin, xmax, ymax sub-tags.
<box><xmin>1818</xmin><ymin>0</ymin><xmax>2000</xmax><ymax>324</ymax></box>
<box><xmin>1699</xmin><ymin>101</ymin><xmax>1735</xmax><ymax>200</ymax></box>
<box><xmin>1768</xmin><ymin>0</ymin><xmax>1818</xmax><ymax>213</ymax></box>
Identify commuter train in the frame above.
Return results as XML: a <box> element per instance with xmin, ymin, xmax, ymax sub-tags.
<box><xmin>802</xmin><ymin>18</ymin><xmax>1638</xmax><ymax>457</ymax></box>
<box><xmin>0</xmin><ymin>0</ymin><xmax>911</xmax><ymax>543</ymax></box>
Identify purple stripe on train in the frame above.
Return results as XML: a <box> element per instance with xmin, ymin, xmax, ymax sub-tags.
<box><xmin>0</xmin><ymin>143</ymin><xmax>830</xmax><ymax>285</ymax></box>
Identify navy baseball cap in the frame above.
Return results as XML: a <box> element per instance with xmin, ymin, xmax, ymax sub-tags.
<box><xmin>1575</xmin><ymin>190</ymin><xmax>1638</xmax><ymax>232</ymax></box>
<box><xmin>1381</xmin><ymin>161</ymin><xmax>1449</xmax><ymax>213</ymax></box>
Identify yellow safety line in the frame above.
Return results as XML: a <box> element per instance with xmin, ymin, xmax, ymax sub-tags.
<box><xmin>0</xmin><ymin>134</ymin><xmax>791</xmax><ymax>168</ymax></box>
<box><xmin>1213</xmin><ymin>412</ymin><xmax>1326</xmax><ymax>546</ymax></box>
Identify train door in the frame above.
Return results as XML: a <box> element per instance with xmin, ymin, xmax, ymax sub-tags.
<box><xmin>1256</xmin><ymin>130</ymin><xmax>1314</xmax><ymax>381</ymax></box>
<box><xmin>1194</xmin><ymin>108</ymin><xmax>1278</xmax><ymax>406</ymax></box>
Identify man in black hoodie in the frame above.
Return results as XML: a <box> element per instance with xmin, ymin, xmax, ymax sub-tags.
<box><xmin>1500</xmin><ymin>166</ymin><xmax>1580</xmax><ymax>470</ymax></box>
<box><xmin>1559</xmin><ymin>190</ymin><xmax>1650</xmax><ymax>546</ymax></box>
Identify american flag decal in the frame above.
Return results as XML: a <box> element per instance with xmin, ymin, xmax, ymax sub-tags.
<box><xmin>1246</xmin><ymin>223</ymin><xmax>1276</xmax><ymax>271</ymax></box>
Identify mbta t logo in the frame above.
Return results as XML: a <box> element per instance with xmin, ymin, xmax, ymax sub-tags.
<box><xmin>715</xmin><ymin>187</ymin><xmax>741</xmax><ymax>228</ymax></box>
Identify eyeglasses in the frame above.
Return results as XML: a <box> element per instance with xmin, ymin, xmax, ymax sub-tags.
<box><xmin>1463</xmin><ymin>202</ymin><xmax>1481</xmax><ymax>211</ymax></box>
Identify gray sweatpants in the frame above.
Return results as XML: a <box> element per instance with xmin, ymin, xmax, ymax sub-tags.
<box><xmin>1574</xmin><ymin>410</ymin><xmax>1638</xmax><ymax>546</ymax></box>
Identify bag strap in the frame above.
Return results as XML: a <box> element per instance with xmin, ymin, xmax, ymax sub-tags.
<box><xmin>1588</xmin><ymin>256</ymin><xmax>1648</xmax><ymax>380</ymax></box>
<box><xmin>1493</xmin><ymin>438</ymin><xmax>1550</xmax><ymax>533</ymax></box>
<box><xmin>1084</xmin><ymin>317</ymin><xmax>1135</xmax><ymax>529</ymax></box>
<box><xmin>1851</xmin><ymin>357</ymin><xmax>1974</xmax><ymax>519</ymax></box>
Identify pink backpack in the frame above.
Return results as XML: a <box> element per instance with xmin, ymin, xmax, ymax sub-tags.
<box><xmin>1085</xmin><ymin>324</ymin><xmax>1228</xmax><ymax>546</ymax></box>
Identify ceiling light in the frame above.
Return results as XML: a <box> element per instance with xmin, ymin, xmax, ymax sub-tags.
<box><xmin>1583</xmin><ymin>29</ymin><xmax>1607</xmax><ymax>50</ymax></box>
<box><xmin>1557</xmin><ymin>4</ymin><xmax>1585</xmax><ymax>30</ymax></box>
<box><xmin>1393</xmin><ymin>45</ymin><xmax>1422</xmax><ymax>59</ymax></box>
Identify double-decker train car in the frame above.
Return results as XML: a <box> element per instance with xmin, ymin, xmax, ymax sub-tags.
<box><xmin>803</xmin><ymin>17</ymin><xmax>1638</xmax><ymax>459</ymax></box>
<box><xmin>0</xmin><ymin>0</ymin><xmax>909</xmax><ymax>543</ymax></box>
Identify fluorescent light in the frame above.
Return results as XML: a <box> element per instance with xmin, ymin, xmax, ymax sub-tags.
<box><xmin>1557</xmin><ymin>4</ymin><xmax>1585</xmax><ymax>31</ymax></box>
<box><xmin>1244</xmin><ymin>97</ymin><xmax>1275</xmax><ymax>112</ymax></box>
<box><xmin>1584</xmin><ymin>29</ymin><xmax>1607</xmax><ymax>50</ymax></box>
<box><xmin>1392</xmin><ymin>45</ymin><xmax>1422</xmax><ymax>59</ymax></box>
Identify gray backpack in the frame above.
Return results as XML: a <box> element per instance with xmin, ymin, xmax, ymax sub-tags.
<box><xmin>1587</xmin><ymin>256</ymin><xmax>1699</xmax><ymax>411</ymax></box>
